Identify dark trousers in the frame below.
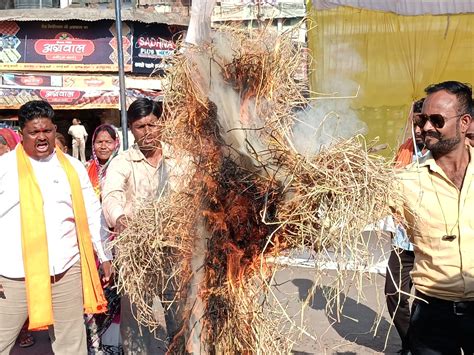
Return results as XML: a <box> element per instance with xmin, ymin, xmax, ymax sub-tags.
<box><xmin>409</xmin><ymin>292</ymin><xmax>474</xmax><ymax>355</ymax></box>
<box><xmin>385</xmin><ymin>248</ymin><xmax>415</xmax><ymax>351</ymax></box>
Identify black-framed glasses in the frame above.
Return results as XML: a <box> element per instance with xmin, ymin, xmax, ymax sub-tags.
<box><xmin>414</xmin><ymin>113</ymin><xmax>464</xmax><ymax>129</ymax></box>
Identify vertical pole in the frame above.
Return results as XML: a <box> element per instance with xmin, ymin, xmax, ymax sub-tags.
<box><xmin>114</xmin><ymin>0</ymin><xmax>129</xmax><ymax>149</ymax></box>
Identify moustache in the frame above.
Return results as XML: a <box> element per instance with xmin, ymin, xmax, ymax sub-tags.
<box><xmin>424</xmin><ymin>131</ymin><xmax>441</xmax><ymax>140</ymax></box>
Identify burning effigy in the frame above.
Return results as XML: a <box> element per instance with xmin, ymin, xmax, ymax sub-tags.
<box><xmin>111</xmin><ymin>3</ymin><xmax>397</xmax><ymax>353</ymax></box>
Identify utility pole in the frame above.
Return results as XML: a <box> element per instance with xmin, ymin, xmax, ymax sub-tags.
<box><xmin>114</xmin><ymin>0</ymin><xmax>129</xmax><ymax>149</ymax></box>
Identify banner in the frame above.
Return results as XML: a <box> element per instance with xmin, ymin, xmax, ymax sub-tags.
<box><xmin>0</xmin><ymin>73</ymin><xmax>161</xmax><ymax>109</ymax></box>
<box><xmin>0</xmin><ymin>87</ymin><xmax>119</xmax><ymax>109</ymax></box>
<box><xmin>0</xmin><ymin>73</ymin><xmax>119</xmax><ymax>90</ymax></box>
<box><xmin>132</xmin><ymin>23</ymin><xmax>176</xmax><ymax>75</ymax></box>
<box><xmin>0</xmin><ymin>87</ymin><xmax>161</xmax><ymax>110</ymax></box>
<box><xmin>0</xmin><ymin>21</ymin><xmax>132</xmax><ymax>72</ymax></box>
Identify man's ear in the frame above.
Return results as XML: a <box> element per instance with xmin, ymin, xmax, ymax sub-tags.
<box><xmin>461</xmin><ymin>114</ymin><xmax>472</xmax><ymax>134</ymax></box>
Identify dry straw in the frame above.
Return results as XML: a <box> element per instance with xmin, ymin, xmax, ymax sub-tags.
<box><xmin>111</xmin><ymin>23</ymin><xmax>398</xmax><ymax>353</ymax></box>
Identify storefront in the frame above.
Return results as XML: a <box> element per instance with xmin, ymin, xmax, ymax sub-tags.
<box><xmin>0</xmin><ymin>18</ymin><xmax>183</xmax><ymax>151</ymax></box>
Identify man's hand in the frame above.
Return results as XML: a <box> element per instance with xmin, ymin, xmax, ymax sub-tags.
<box><xmin>100</xmin><ymin>261</ymin><xmax>113</xmax><ymax>288</ymax></box>
<box><xmin>115</xmin><ymin>214</ymin><xmax>128</xmax><ymax>235</ymax></box>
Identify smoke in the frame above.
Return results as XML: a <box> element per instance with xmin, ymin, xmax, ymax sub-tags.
<box><xmin>186</xmin><ymin>21</ymin><xmax>368</xmax><ymax>163</ymax></box>
<box><xmin>185</xmin><ymin>32</ymin><xmax>270</xmax><ymax>170</ymax></box>
<box><xmin>291</xmin><ymin>93</ymin><xmax>368</xmax><ymax>158</ymax></box>
<box><xmin>291</xmin><ymin>40</ymin><xmax>368</xmax><ymax>158</ymax></box>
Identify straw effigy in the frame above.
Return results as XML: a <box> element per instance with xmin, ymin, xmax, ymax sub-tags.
<box><xmin>111</xmin><ymin>22</ymin><xmax>398</xmax><ymax>353</ymax></box>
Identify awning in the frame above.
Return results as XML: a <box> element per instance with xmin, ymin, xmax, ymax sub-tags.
<box><xmin>0</xmin><ymin>8</ymin><xmax>189</xmax><ymax>26</ymax></box>
<box><xmin>312</xmin><ymin>0</ymin><xmax>474</xmax><ymax>15</ymax></box>
<box><xmin>0</xmin><ymin>72</ymin><xmax>162</xmax><ymax>109</ymax></box>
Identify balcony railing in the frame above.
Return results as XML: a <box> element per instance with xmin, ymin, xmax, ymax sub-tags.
<box><xmin>1</xmin><ymin>0</ymin><xmax>59</xmax><ymax>8</ymax></box>
<box><xmin>0</xmin><ymin>0</ymin><xmax>193</xmax><ymax>9</ymax></box>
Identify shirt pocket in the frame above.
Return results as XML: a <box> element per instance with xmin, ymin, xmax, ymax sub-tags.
<box><xmin>39</xmin><ymin>172</ymin><xmax>73</xmax><ymax>207</ymax></box>
<box><xmin>412</xmin><ymin>201</ymin><xmax>449</xmax><ymax>254</ymax></box>
<box><xmin>425</xmin><ymin>215</ymin><xmax>459</xmax><ymax>257</ymax></box>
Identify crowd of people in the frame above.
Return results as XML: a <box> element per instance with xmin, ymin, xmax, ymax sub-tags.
<box><xmin>0</xmin><ymin>80</ymin><xmax>473</xmax><ymax>355</ymax></box>
<box><xmin>0</xmin><ymin>98</ymin><xmax>174</xmax><ymax>355</ymax></box>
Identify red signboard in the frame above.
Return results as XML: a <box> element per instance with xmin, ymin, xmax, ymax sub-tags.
<box><xmin>34</xmin><ymin>36</ymin><xmax>96</xmax><ymax>62</ymax></box>
<box><xmin>39</xmin><ymin>89</ymin><xmax>82</xmax><ymax>103</ymax></box>
<box><xmin>0</xmin><ymin>20</ymin><xmax>132</xmax><ymax>72</ymax></box>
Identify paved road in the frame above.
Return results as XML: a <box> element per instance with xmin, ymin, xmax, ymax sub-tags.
<box><xmin>12</xmin><ymin>231</ymin><xmax>399</xmax><ymax>354</ymax></box>
<box><xmin>12</xmin><ymin>269</ymin><xmax>400</xmax><ymax>355</ymax></box>
<box><xmin>272</xmin><ymin>267</ymin><xmax>400</xmax><ymax>354</ymax></box>
<box><xmin>11</xmin><ymin>330</ymin><xmax>52</xmax><ymax>355</ymax></box>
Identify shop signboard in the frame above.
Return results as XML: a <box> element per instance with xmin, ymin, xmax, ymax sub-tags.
<box><xmin>132</xmin><ymin>23</ymin><xmax>176</xmax><ymax>75</ymax></box>
<box><xmin>0</xmin><ymin>73</ymin><xmax>119</xmax><ymax>90</ymax></box>
<box><xmin>0</xmin><ymin>87</ymin><xmax>120</xmax><ymax>109</ymax></box>
<box><xmin>0</xmin><ymin>73</ymin><xmax>119</xmax><ymax>109</ymax></box>
<box><xmin>0</xmin><ymin>20</ymin><xmax>132</xmax><ymax>72</ymax></box>
<box><xmin>0</xmin><ymin>73</ymin><xmax>161</xmax><ymax>110</ymax></box>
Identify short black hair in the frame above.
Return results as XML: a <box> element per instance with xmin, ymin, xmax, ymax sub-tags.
<box><xmin>413</xmin><ymin>98</ymin><xmax>425</xmax><ymax>114</ymax></box>
<box><xmin>424</xmin><ymin>81</ymin><xmax>473</xmax><ymax>116</ymax></box>
<box><xmin>127</xmin><ymin>98</ymin><xmax>163</xmax><ymax>125</ymax></box>
<box><xmin>18</xmin><ymin>100</ymin><xmax>54</xmax><ymax>129</ymax></box>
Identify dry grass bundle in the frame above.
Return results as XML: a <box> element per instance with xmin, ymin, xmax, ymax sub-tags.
<box><xmin>267</xmin><ymin>136</ymin><xmax>397</xmax><ymax>313</ymax></box>
<box><xmin>161</xmin><ymin>24</ymin><xmax>307</xmax><ymax>164</ymax></box>
<box><xmin>111</xmin><ymin>22</ymin><xmax>398</xmax><ymax>353</ymax></box>
<box><xmin>110</xmin><ymin>192</ymin><xmax>196</xmax><ymax>329</ymax></box>
<box><xmin>210</xmin><ymin>276</ymin><xmax>293</xmax><ymax>354</ymax></box>
<box><xmin>275</xmin><ymin>136</ymin><xmax>394</xmax><ymax>253</ymax></box>
<box><xmin>163</xmin><ymin>57</ymin><xmax>288</xmax><ymax>350</ymax></box>
<box><xmin>216</xmin><ymin>25</ymin><xmax>306</xmax><ymax>123</ymax></box>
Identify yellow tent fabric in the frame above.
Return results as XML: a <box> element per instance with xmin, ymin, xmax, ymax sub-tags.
<box><xmin>307</xmin><ymin>5</ymin><xmax>474</xmax><ymax>153</ymax></box>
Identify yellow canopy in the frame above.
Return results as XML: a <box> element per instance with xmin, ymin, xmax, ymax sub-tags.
<box><xmin>307</xmin><ymin>5</ymin><xmax>474</xmax><ymax>153</ymax></box>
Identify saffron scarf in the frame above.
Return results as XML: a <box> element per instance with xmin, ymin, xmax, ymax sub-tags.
<box><xmin>16</xmin><ymin>144</ymin><xmax>107</xmax><ymax>330</ymax></box>
<box><xmin>394</xmin><ymin>138</ymin><xmax>415</xmax><ymax>168</ymax></box>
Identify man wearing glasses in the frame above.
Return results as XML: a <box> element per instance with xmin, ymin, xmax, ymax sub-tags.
<box><xmin>392</xmin><ymin>81</ymin><xmax>473</xmax><ymax>354</ymax></box>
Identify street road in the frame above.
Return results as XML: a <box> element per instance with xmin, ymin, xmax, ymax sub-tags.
<box><xmin>13</xmin><ymin>232</ymin><xmax>400</xmax><ymax>354</ymax></box>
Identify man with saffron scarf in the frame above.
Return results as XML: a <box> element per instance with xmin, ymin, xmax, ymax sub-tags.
<box><xmin>0</xmin><ymin>100</ymin><xmax>112</xmax><ymax>354</ymax></box>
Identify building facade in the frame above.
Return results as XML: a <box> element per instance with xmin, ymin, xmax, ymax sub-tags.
<box><xmin>0</xmin><ymin>0</ymin><xmax>188</xmax><ymax>151</ymax></box>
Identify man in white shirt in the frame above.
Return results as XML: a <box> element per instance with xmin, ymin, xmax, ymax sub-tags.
<box><xmin>103</xmin><ymin>98</ymin><xmax>183</xmax><ymax>354</ymax></box>
<box><xmin>0</xmin><ymin>100</ymin><xmax>112</xmax><ymax>355</ymax></box>
<box><xmin>68</xmin><ymin>118</ymin><xmax>88</xmax><ymax>163</ymax></box>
